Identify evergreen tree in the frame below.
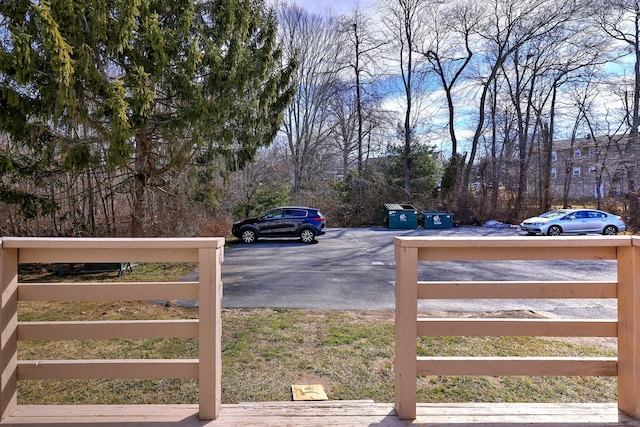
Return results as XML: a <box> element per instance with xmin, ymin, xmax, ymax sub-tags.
<box><xmin>387</xmin><ymin>143</ymin><xmax>441</xmax><ymax>204</ymax></box>
<box><xmin>0</xmin><ymin>0</ymin><xmax>295</xmax><ymax>235</ymax></box>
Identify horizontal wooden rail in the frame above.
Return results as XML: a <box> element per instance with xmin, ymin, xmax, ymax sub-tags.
<box><xmin>417</xmin><ymin>318</ymin><xmax>618</xmax><ymax>337</ymax></box>
<box><xmin>416</xmin><ymin>357</ymin><xmax>618</xmax><ymax>377</ymax></box>
<box><xmin>14</xmin><ymin>248</ymin><xmax>201</xmax><ymax>263</ymax></box>
<box><xmin>394</xmin><ymin>235</ymin><xmax>640</xmax><ymax>421</ymax></box>
<box><xmin>396</xmin><ymin>235</ymin><xmax>631</xmax><ymax>248</ymax></box>
<box><xmin>18</xmin><ymin>320</ymin><xmax>199</xmax><ymax>340</ymax></box>
<box><xmin>1</xmin><ymin>237</ymin><xmax>224</xmax><ymax>422</ymax></box>
<box><xmin>417</xmin><ymin>245</ymin><xmax>618</xmax><ymax>261</ymax></box>
<box><xmin>18</xmin><ymin>282</ymin><xmax>199</xmax><ymax>301</ymax></box>
<box><xmin>17</xmin><ymin>359</ymin><xmax>199</xmax><ymax>380</ymax></box>
<box><xmin>417</xmin><ymin>281</ymin><xmax>618</xmax><ymax>299</ymax></box>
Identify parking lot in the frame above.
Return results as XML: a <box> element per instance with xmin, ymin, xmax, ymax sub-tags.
<box><xmin>218</xmin><ymin>226</ymin><xmax>618</xmax><ymax>319</ymax></box>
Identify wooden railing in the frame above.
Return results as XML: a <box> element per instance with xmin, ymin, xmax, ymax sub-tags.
<box><xmin>0</xmin><ymin>237</ymin><xmax>224</xmax><ymax>422</ymax></box>
<box><xmin>394</xmin><ymin>235</ymin><xmax>640</xmax><ymax>420</ymax></box>
<box><xmin>4</xmin><ymin>235</ymin><xmax>639</xmax><ymax>423</ymax></box>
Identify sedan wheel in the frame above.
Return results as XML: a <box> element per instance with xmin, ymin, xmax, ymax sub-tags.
<box><xmin>603</xmin><ymin>225</ymin><xmax>618</xmax><ymax>235</ymax></box>
<box><xmin>299</xmin><ymin>228</ymin><xmax>316</xmax><ymax>244</ymax></box>
<box><xmin>547</xmin><ymin>225</ymin><xmax>562</xmax><ymax>236</ymax></box>
<box><xmin>241</xmin><ymin>229</ymin><xmax>258</xmax><ymax>244</ymax></box>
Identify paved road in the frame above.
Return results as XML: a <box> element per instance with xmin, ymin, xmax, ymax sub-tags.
<box><xmin>206</xmin><ymin>226</ymin><xmax>618</xmax><ymax>320</ymax></box>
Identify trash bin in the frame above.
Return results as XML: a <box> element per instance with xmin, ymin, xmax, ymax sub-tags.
<box><xmin>422</xmin><ymin>211</ymin><xmax>454</xmax><ymax>229</ymax></box>
<box><xmin>383</xmin><ymin>203</ymin><xmax>418</xmax><ymax>229</ymax></box>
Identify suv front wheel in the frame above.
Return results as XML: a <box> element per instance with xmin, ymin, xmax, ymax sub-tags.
<box><xmin>299</xmin><ymin>228</ymin><xmax>316</xmax><ymax>244</ymax></box>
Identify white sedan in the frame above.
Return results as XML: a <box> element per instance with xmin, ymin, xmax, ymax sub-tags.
<box><xmin>520</xmin><ymin>208</ymin><xmax>626</xmax><ymax>236</ymax></box>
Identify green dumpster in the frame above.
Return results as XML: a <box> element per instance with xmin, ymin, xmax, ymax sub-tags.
<box><xmin>383</xmin><ymin>204</ymin><xmax>418</xmax><ymax>229</ymax></box>
<box><xmin>422</xmin><ymin>211</ymin><xmax>454</xmax><ymax>229</ymax></box>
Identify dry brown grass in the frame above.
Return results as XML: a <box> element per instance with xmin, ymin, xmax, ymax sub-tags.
<box><xmin>15</xmin><ymin>263</ymin><xmax>618</xmax><ymax>405</ymax></box>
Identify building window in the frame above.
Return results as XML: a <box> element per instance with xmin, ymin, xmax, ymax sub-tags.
<box><xmin>589</xmin><ymin>148</ymin><xmax>596</xmax><ymax>158</ymax></box>
<box><xmin>573</xmin><ymin>167</ymin><xmax>581</xmax><ymax>176</ymax></box>
<box><xmin>589</xmin><ymin>165</ymin><xmax>596</xmax><ymax>174</ymax></box>
<box><xmin>551</xmin><ymin>151</ymin><xmax>557</xmax><ymax>162</ymax></box>
<box><xmin>573</xmin><ymin>149</ymin><xmax>582</xmax><ymax>158</ymax></box>
<box><xmin>551</xmin><ymin>168</ymin><xmax>557</xmax><ymax>179</ymax></box>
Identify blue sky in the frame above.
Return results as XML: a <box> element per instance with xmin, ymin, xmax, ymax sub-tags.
<box><xmin>287</xmin><ymin>0</ymin><xmax>375</xmax><ymax>16</ymax></box>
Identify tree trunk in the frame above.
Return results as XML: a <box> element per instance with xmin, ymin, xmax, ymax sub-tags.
<box><xmin>626</xmin><ymin>17</ymin><xmax>640</xmax><ymax>228</ymax></box>
<box><xmin>132</xmin><ymin>132</ymin><xmax>151</xmax><ymax>237</ymax></box>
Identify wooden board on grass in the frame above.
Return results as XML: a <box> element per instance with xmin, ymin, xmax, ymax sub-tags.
<box><xmin>291</xmin><ymin>384</ymin><xmax>328</xmax><ymax>401</ymax></box>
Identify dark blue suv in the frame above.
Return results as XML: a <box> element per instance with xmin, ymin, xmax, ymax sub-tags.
<box><xmin>232</xmin><ymin>206</ymin><xmax>326</xmax><ymax>244</ymax></box>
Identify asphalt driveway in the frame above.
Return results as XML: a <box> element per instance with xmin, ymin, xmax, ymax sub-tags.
<box><xmin>202</xmin><ymin>226</ymin><xmax>617</xmax><ymax>319</ymax></box>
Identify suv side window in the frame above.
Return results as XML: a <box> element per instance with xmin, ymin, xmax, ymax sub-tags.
<box><xmin>285</xmin><ymin>209</ymin><xmax>307</xmax><ymax>218</ymax></box>
<box><xmin>265</xmin><ymin>209</ymin><xmax>283</xmax><ymax>219</ymax></box>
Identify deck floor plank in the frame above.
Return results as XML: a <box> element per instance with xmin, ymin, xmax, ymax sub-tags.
<box><xmin>2</xmin><ymin>402</ymin><xmax>639</xmax><ymax>426</ymax></box>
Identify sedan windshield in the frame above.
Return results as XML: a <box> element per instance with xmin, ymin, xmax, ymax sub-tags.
<box><xmin>539</xmin><ymin>210</ymin><xmax>572</xmax><ymax>219</ymax></box>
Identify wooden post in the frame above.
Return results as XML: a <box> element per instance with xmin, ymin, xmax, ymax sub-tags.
<box><xmin>394</xmin><ymin>239</ymin><xmax>418</xmax><ymax>420</ymax></box>
<box><xmin>1</xmin><ymin>246</ymin><xmax>18</xmax><ymax>421</ymax></box>
<box><xmin>197</xmin><ymin>244</ymin><xmax>223</xmax><ymax>420</ymax></box>
<box><xmin>618</xmin><ymin>240</ymin><xmax>640</xmax><ymax>418</ymax></box>
<box><xmin>618</xmin><ymin>242</ymin><xmax>640</xmax><ymax>417</ymax></box>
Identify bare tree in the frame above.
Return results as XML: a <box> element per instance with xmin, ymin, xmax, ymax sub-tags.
<box><xmin>327</xmin><ymin>83</ymin><xmax>359</xmax><ymax>177</ymax></box>
<box><xmin>592</xmin><ymin>0</ymin><xmax>640</xmax><ymax>226</ymax></box>
<box><xmin>338</xmin><ymin>9</ymin><xmax>387</xmax><ymax>178</ymax></box>
<box><xmin>502</xmin><ymin>37</ymin><xmax>597</xmax><ymax>215</ymax></box>
<box><xmin>418</xmin><ymin>0</ymin><xmax>483</xmax><ymax>203</ymax></box>
<box><xmin>227</xmin><ymin>143</ymin><xmax>291</xmax><ymax>218</ymax></box>
<box><xmin>320</xmin><ymin>8</ymin><xmax>390</xmax><ymax>214</ymax></box>
<box><xmin>451</xmin><ymin>0</ymin><xmax>585</xmax><ymax>220</ymax></box>
<box><xmin>381</xmin><ymin>0</ymin><xmax>435</xmax><ymax>203</ymax></box>
<box><xmin>278</xmin><ymin>4</ymin><xmax>342</xmax><ymax>196</ymax></box>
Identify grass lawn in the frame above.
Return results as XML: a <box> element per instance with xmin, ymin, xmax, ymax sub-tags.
<box><xmin>16</xmin><ymin>263</ymin><xmax>618</xmax><ymax>405</ymax></box>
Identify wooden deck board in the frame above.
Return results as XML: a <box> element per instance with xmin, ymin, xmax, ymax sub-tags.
<box><xmin>2</xmin><ymin>402</ymin><xmax>639</xmax><ymax>426</ymax></box>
